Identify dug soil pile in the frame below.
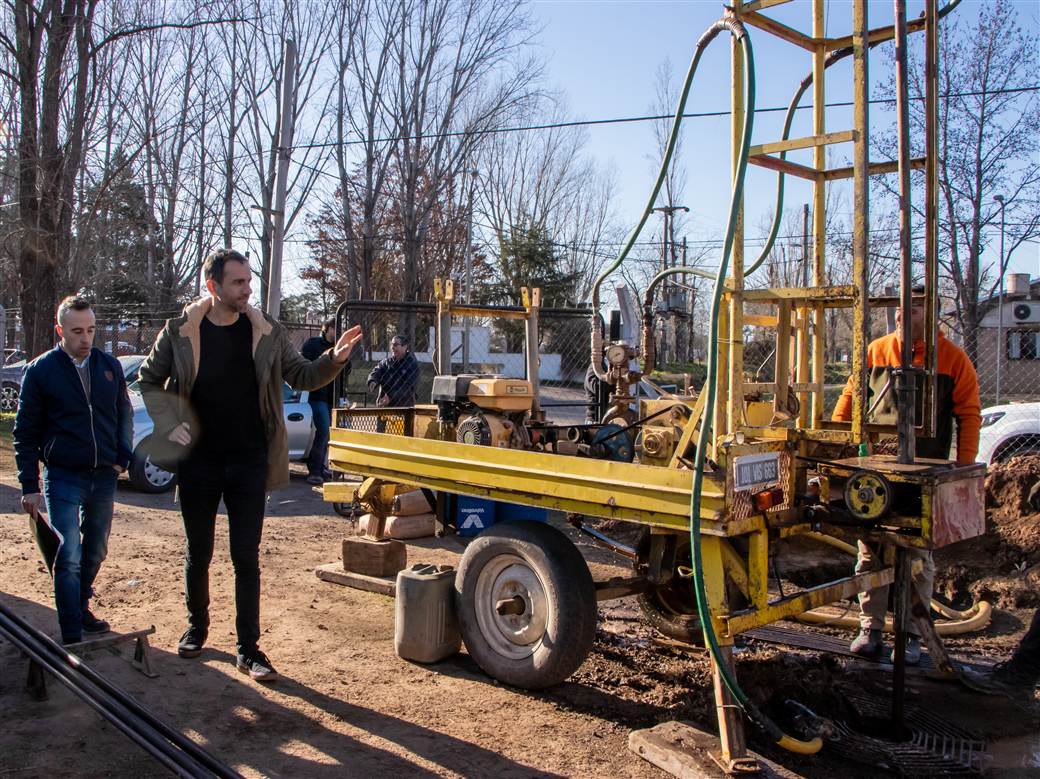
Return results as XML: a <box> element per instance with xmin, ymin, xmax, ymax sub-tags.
<box><xmin>935</xmin><ymin>455</ymin><xmax>1040</xmax><ymax>609</ymax></box>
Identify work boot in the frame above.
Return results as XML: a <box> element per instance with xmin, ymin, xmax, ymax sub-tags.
<box><xmin>237</xmin><ymin>649</ymin><xmax>279</xmax><ymax>683</ymax></box>
<box><xmin>81</xmin><ymin>609</ymin><xmax>110</xmax><ymax>635</ymax></box>
<box><xmin>850</xmin><ymin>628</ymin><xmax>883</xmax><ymax>658</ymax></box>
<box><xmin>306</xmin><ymin>473</ymin><xmax>324</xmax><ymax>486</ymax></box>
<box><xmin>177</xmin><ymin>625</ymin><xmax>208</xmax><ymax>658</ymax></box>
<box><xmin>891</xmin><ymin>635</ymin><xmax>922</xmax><ymax>666</ymax></box>
<box><xmin>962</xmin><ymin>661</ymin><xmax>1039</xmax><ymax>699</ymax></box>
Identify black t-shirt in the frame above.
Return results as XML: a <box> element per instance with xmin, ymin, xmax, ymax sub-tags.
<box><xmin>190</xmin><ymin>315</ymin><xmax>266</xmax><ymax>456</ymax></box>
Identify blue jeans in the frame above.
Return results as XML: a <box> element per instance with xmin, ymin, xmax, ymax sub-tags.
<box><xmin>307</xmin><ymin>400</ymin><xmax>331</xmax><ymax>476</ymax></box>
<box><xmin>42</xmin><ymin>465</ymin><xmax>117</xmax><ymax>642</ymax></box>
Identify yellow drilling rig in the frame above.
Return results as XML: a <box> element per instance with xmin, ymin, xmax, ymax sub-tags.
<box><xmin>323</xmin><ymin>0</ymin><xmax>984</xmax><ymax>771</ymax></box>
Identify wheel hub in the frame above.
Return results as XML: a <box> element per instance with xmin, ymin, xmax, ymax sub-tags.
<box><xmin>474</xmin><ymin>555</ymin><xmax>548</xmax><ymax>659</ymax></box>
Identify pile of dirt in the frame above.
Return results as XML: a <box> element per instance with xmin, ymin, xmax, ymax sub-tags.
<box><xmin>935</xmin><ymin>456</ymin><xmax>1040</xmax><ymax>608</ymax></box>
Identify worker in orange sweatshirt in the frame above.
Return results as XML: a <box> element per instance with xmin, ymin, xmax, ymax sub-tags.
<box><xmin>832</xmin><ymin>286</ymin><xmax>981</xmax><ymax>664</ymax></box>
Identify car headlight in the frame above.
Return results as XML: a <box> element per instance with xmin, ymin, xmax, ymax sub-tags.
<box><xmin>980</xmin><ymin>412</ymin><xmax>1005</xmax><ymax>428</ymax></box>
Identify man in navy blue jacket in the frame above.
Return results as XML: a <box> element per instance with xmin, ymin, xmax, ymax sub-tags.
<box><xmin>14</xmin><ymin>297</ymin><xmax>133</xmax><ymax>644</ymax></box>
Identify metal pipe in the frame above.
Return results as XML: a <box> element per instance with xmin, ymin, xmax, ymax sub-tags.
<box><xmin>575</xmin><ymin>524</ymin><xmax>638</xmax><ymax>560</ymax></box>
<box><xmin>893</xmin><ymin>0</ymin><xmax>916</xmax><ymax>464</ymax></box>
<box><xmin>0</xmin><ymin>612</ymin><xmax>224</xmax><ymax>778</ymax></box>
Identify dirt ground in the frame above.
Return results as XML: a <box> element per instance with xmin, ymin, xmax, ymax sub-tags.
<box><xmin>1</xmin><ymin>453</ymin><xmax>1038</xmax><ymax>778</ymax></box>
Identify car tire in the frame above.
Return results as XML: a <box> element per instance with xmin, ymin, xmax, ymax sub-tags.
<box><xmin>1</xmin><ymin>383</ymin><xmax>19</xmax><ymax>413</ymax></box>
<box><xmin>129</xmin><ymin>437</ymin><xmax>177</xmax><ymax>493</ymax></box>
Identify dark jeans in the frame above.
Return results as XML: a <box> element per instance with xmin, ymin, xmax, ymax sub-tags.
<box><xmin>42</xmin><ymin>465</ymin><xmax>117</xmax><ymax>642</ymax></box>
<box><xmin>1011</xmin><ymin>608</ymin><xmax>1040</xmax><ymax>678</ymax></box>
<box><xmin>178</xmin><ymin>451</ymin><xmax>267</xmax><ymax>655</ymax></box>
<box><xmin>306</xmin><ymin>400</ymin><xmax>331</xmax><ymax>476</ymax></box>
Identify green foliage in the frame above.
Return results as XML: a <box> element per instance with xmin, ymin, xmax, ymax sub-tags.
<box><xmin>482</xmin><ymin>219</ymin><xmax>580</xmax><ymax>353</ymax></box>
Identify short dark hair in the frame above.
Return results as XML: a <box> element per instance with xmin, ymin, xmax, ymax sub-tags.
<box><xmin>203</xmin><ymin>249</ymin><xmax>250</xmax><ymax>284</ymax></box>
<box><xmin>57</xmin><ymin>296</ymin><xmax>92</xmax><ymax>325</ymax></box>
<box><xmin>391</xmin><ymin>334</ymin><xmax>409</xmax><ymax>348</ymax></box>
<box><xmin>321</xmin><ymin>318</ymin><xmax>335</xmax><ymax>335</ymax></box>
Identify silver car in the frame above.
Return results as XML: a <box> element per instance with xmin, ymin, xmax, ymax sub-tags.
<box><xmin>121</xmin><ymin>355</ymin><xmax>315</xmax><ymax>492</ymax></box>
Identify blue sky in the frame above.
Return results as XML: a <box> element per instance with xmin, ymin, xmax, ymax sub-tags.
<box><xmin>529</xmin><ymin>0</ymin><xmax>1039</xmax><ymax>281</ymax></box>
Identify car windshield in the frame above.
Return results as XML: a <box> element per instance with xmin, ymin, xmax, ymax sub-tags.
<box><xmin>118</xmin><ymin>355</ymin><xmax>146</xmax><ymax>385</ymax></box>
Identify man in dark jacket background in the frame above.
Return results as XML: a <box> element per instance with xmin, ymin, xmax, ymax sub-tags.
<box><xmin>14</xmin><ymin>296</ymin><xmax>133</xmax><ymax>644</ymax></box>
<box><xmin>300</xmin><ymin>318</ymin><xmax>342</xmax><ymax>485</ymax></box>
<box><xmin>367</xmin><ymin>335</ymin><xmax>420</xmax><ymax>407</ymax></box>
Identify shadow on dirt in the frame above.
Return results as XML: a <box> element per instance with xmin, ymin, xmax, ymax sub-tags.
<box><xmin>0</xmin><ymin>592</ymin><xmax>562</xmax><ymax>778</ymax></box>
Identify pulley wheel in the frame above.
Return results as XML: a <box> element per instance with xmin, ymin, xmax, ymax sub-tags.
<box><xmin>843</xmin><ymin>470</ymin><xmax>892</xmax><ymax>521</ymax></box>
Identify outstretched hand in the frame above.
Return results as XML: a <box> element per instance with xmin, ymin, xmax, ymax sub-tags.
<box><xmin>333</xmin><ymin>324</ymin><xmax>363</xmax><ymax>364</ymax></box>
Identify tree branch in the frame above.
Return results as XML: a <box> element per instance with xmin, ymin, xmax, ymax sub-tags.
<box><xmin>90</xmin><ymin>17</ymin><xmax>248</xmax><ymax>58</ymax></box>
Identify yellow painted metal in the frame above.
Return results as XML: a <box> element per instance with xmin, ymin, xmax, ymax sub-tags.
<box><xmin>327</xmin><ymin>429</ymin><xmax>744</xmax><ymax>531</ymax></box>
<box><xmin>723</xmin><ymin>567</ymin><xmax>896</xmax><ymax>636</ymax></box>
<box><xmin>747</xmin><ymin>530</ymin><xmax>770</xmax><ymax>610</ymax></box>
<box><xmin>699</xmin><ymin>536</ymin><xmax>732</xmax><ymax>641</ymax></box>
<box><xmin>749</xmin><ymin>129</ymin><xmax>855</xmax><ymax>157</ymax></box>
<box><xmin>728</xmin><ymin>34</ymin><xmax>746</xmax><ymax>439</ymax></box>
<box><xmin>742</xmin><ymin>285</ymin><xmax>857</xmax><ymax>302</ymax></box>
<box><xmin>740</xmin><ymin>0</ymin><xmax>794</xmax><ymax>13</ymax></box>
<box><xmin>824</xmin><ymin>156</ymin><xmax>926</xmax><ymax>180</ymax></box>
<box><xmin>811</xmin><ymin>0</ymin><xmax>826</xmax><ymax>430</ymax></box>
<box><xmin>740</xmin><ymin>10</ymin><xmax>818</xmax><ymax>50</ymax></box>
<box><xmin>824</xmin><ymin>14</ymin><xmax>930</xmax><ymax>51</ymax></box>
<box><xmin>851</xmin><ymin>0</ymin><xmax>870</xmax><ymax>444</ymax></box>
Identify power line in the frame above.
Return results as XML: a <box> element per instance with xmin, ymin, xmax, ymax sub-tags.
<box><xmin>287</xmin><ymin>86</ymin><xmax>1040</xmax><ymax>152</ymax></box>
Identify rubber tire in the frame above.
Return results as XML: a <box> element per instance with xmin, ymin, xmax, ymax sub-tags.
<box><xmin>455</xmin><ymin>520</ymin><xmax>597</xmax><ymax>689</ymax></box>
<box><xmin>634</xmin><ymin>529</ymin><xmax>704</xmax><ymax>645</ymax></box>
<box><xmin>129</xmin><ymin>438</ymin><xmax>177</xmax><ymax>494</ymax></box>
<box><xmin>1</xmin><ymin>383</ymin><xmax>19</xmax><ymax>414</ymax></box>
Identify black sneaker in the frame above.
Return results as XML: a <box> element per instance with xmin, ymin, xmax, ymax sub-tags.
<box><xmin>237</xmin><ymin>649</ymin><xmax>279</xmax><ymax>682</ymax></box>
<box><xmin>177</xmin><ymin>626</ymin><xmax>208</xmax><ymax>658</ymax></box>
<box><xmin>81</xmin><ymin>610</ymin><xmax>110</xmax><ymax>635</ymax></box>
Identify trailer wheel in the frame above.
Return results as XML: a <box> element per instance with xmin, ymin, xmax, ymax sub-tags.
<box><xmin>635</xmin><ymin>531</ymin><xmax>704</xmax><ymax>644</ymax></box>
<box><xmin>456</xmin><ymin>520</ymin><xmax>596</xmax><ymax>689</ymax></box>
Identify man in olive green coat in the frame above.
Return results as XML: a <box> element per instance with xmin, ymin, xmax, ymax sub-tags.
<box><xmin>138</xmin><ymin>249</ymin><xmax>361</xmax><ymax>681</ymax></box>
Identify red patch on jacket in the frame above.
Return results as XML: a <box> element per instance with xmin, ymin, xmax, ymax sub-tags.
<box><xmin>104</xmin><ymin>370</ymin><xmax>114</xmax><ymax>381</ymax></box>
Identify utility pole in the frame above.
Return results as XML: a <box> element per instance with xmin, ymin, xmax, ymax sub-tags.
<box><xmin>994</xmin><ymin>194</ymin><xmax>1006</xmax><ymax>403</ymax></box>
<box><xmin>462</xmin><ymin>169</ymin><xmax>478</xmax><ymax>372</ymax></box>
<box><xmin>651</xmin><ymin>205</ymin><xmax>689</xmax><ymax>364</ymax></box>
<box><xmin>265</xmin><ymin>39</ymin><xmax>297</xmax><ymax>319</ymax></box>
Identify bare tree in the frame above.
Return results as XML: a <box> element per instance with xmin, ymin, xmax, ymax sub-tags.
<box><xmin>874</xmin><ymin>0</ymin><xmax>1039</xmax><ymax>357</ymax></box>
<box><xmin>476</xmin><ymin>95</ymin><xmax>617</xmax><ymax>304</ymax></box>
<box><xmin>388</xmin><ymin>0</ymin><xmax>541</xmax><ymax>337</ymax></box>
<box><xmin>233</xmin><ymin>0</ymin><xmax>336</xmax><ymax>305</ymax></box>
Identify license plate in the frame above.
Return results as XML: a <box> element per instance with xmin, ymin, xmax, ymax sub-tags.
<box><xmin>732</xmin><ymin>452</ymin><xmax>781</xmax><ymax>492</ymax></box>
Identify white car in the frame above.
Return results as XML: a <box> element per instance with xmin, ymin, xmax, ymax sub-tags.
<box><xmin>120</xmin><ymin>357</ymin><xmax>316</xmax><ymax>492</ymax></box>
<box><xmin>976</xmin><ymin>402</ymin><xmax>1040</xmax><ymax>465</ymax></box>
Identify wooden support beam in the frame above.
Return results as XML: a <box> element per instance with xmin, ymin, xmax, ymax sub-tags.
<box><xmin>750</xmin><ymin>129</ymin><xmax>855</xmax><ymax>157</ymax></box>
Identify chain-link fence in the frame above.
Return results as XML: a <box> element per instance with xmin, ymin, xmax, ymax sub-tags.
<box><xmin>331</xmin><ymin>299</ymin><xmax>594</xmax><ymax>424</ymax></box>
<box><xmin>4</xmin><ymin>293</ymin><xmax>1038</xmax><ymax>467</ymax></box>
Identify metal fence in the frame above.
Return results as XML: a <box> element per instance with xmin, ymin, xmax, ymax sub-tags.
<box><xmin>2</xmin><ymin>298</ymin><xmax>1037</xmax><ymax>467</ymax></box>
<box><xmin>332</xmin><ymin>298</ymin><xmax>595</xmax><ymax>424</ymax></box>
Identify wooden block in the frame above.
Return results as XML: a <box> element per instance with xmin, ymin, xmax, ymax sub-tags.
<box><xmin>315</xmin><ymin>563</ymin><xmax>397</xmax><ymax>596</ymax></box>
<box><xmin>359</xmin><ymin>512</ymin><xmax>436</xmax><ymax>540</ymax></box>
<box><xmin>629</xmin><ymin>721</ymin><xmax>804</xmax><ymax>779</ymax></box>
<box><xmin>342</xmin><ymin>536</ymin><xmax>407</xmax><ymax>577</ymax></box>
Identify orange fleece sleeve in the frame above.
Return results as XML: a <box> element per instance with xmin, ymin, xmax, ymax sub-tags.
<box><xmin>831</xmin><ymin>373</ymin><xmax>855</xmax><ymax>422</ymax></box>
<box><xmin>831</xmin><ymin>341</ymin><xmax>879</xmax><ymax>422</ymax></box>
<box><xmin>950</xmin><ymin>347</ymin><xmax>982</xmax><ymax>464</ymax></box>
